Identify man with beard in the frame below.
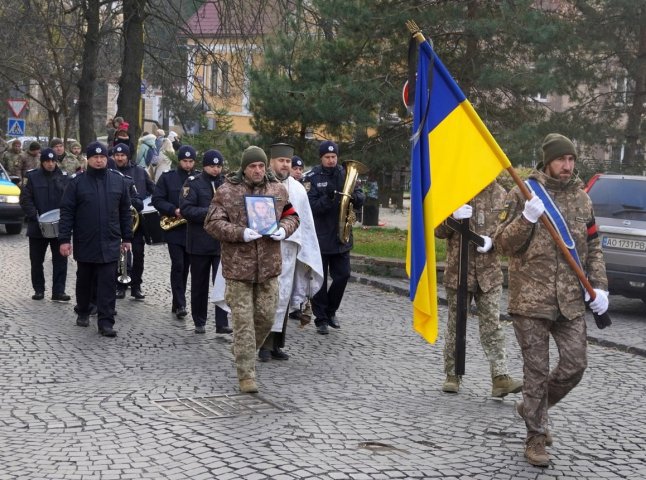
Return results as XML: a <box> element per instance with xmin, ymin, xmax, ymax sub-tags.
<box><xmin>255</xmin><ymin>143</ymin><xmax>323</xmax><ymax>361</ymax></box>
<box><xmin>112</xmin><ymin>143</ymin><xmax>155</xmax><ymax>300</ymax></box>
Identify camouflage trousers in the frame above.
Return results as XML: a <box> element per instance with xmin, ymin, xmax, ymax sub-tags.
<box><xmin>225</xmin><ymin>277</ymin><xmax>278</xmax><ymax>382</ymax></box>
<box><xmin>512</xmin><ymin>314</ymin><xmax>587</xmax><ymax>442</ymax></box>
<box><xmin>444</xmin><ymin>286</ymin><xmax>508</xmax><ymax>378</ymax></box>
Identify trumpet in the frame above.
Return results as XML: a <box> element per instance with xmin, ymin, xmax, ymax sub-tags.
<box><xmin>131</xmin><ymin>206</ymin><xmax>140</xmax><ymax>233</ymax></box>
<box><xmin>117</xmin><ymin>249</ymin><xmax>131</xmax><ymax>284</ymax></box>
<box><xmin>159</xmin><ymin>215</ymin><xmax>187</xmax><ymax>231</ymax></box>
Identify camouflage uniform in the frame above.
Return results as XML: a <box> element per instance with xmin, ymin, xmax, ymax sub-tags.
<box><xmin>204</xmin><ymin>173</ymin><xmax>300</xmax><ymax>382</ymax></box>
<box><xmin>58</xmin><ymin>152</ymin><xmax>82</xmax><ymax>175</ymax></box>
<box><xmin>435</xmin><ymin>181</ymin><xmax>509</xmax><ymax>378</ymax></box>
<box><xmin>1</xmin><ymin>148</ymin><xmax>25</xmax><ymax>177</ymax></box>
<box><xmin>494</xmin><ymin>169</ymin><xmax>607</xmax><ymax>443</ymax></box>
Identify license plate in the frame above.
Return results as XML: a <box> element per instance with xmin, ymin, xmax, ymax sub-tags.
<box><xmin>602</xmin><ymin>236</ymin><xmax>646</xmax><ymax>251</ymax></box>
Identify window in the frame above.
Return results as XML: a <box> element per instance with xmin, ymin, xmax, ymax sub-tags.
<box><xmin>211</xmin><ymin>61</ymin><xmax>230</xmax><ymax>97</ymax></box>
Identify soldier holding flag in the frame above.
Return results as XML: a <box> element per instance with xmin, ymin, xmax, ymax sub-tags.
<box><xmin>494</xmin><ymin>133</ymin><xmax>608</xmax><ymax>467</ymax></box>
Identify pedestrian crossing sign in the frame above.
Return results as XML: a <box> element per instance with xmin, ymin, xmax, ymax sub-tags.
<box><xmin>7</xmin><ymin>118</ymin><xmax>25</xmax><ymax>136</ymax></box>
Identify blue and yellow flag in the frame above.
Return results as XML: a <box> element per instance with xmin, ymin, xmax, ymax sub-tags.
<box><xmin>406</xmin><ymin>39</ymin><xmax>512</xmax><ymax>343</ymax></box>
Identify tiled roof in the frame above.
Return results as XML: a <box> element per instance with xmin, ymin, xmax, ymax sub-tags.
<box><xmin>184</xmin><ymin>1</ymin><xmax>282</xmax><ymax>38</ymax></box>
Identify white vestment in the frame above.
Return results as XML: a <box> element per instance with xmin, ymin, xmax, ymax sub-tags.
<box><xmin>211</xmin><ymin>176</ymin><xmax>323</xmax><ymax>334</ymax></box>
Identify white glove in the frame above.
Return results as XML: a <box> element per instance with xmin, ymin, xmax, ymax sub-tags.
<box><xmin>452</xmin><ymin>204</ymin><xmax>473</xmax><ymax>220</ymax></box>
<box><xmin>243</xmin><ymin>228</ymin><xmax>262</xmax><ymax>242</ymax></box>
<box><xmin>270</xmin><ymin>227</ymin><xmax>286</xmax><ymax>241</ymax></box>
<box><xmin>476</xmin><ymin>235</ymin><xmax>493</xmax><ymax>253</ymax></box>
<box><xmin>522</xmin><ymin>195</ymin><xmax>545</xmax><ymax>223</ymax></box>
<box><xmin>585</xmin><ymin>289</ymin><xmax>609</xmax><ymax>315</ymax></box>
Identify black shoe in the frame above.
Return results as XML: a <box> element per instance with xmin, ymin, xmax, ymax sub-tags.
<box><xmin>52</xmin><ymin>293</ymin><xmax>71</xmax><ymax>302</ymax></box>
<box><xmin>131</xmin><ymin>288</ymin><xmax>145</xmax><ymax>300</ymax></box>
<box><xmin>327</xmin><ymin>316</ymin><xmax>340</xmax><ymax>329</ymax></box>
<box><xmin>115</xmin><ymin>289</ymin><xmax>126</xmax><ymax>299</ymax></box>
<box><xmin>175</xmin><ymin>307</ymin><xmax>188</xmax><ymax>319</ymax></box>
<box><xmin>76</xmin><ymin>316</ymin><xmax>89</xmax><ymax>327</ymax></box>
<box><xmin>271</xmin><ymin>348</ymin><xmax>289</xmax><ymax>360</ymax></box>
<box><xmin>316</xmin><ymin>322</ymin><xmax>329</xmax><ymax>335</ymax></box>
<box><xmin>288</xmin><ymin>310</ymin><xmax>300</xmax><ymax>320</ymax></box>
<box><xmin>32</xmin><ymin>292</ymin><xmax>44</xmax><ymax>300</ymax></box>
<box><xmin>194</xmin><ymin>325</ymin><xmax>206</xmax><ymax>334</ymax></box>
<box><xmin>99</xmin><ymin>326</ymin><xmax>117</xmax><ymax>337</ymax></box>
<box><xmin>216</xmin><ymin>326</ymin><xmax>233</xmax><ymax>334</ymax></box>
<box><xmin>258</xmin><ymin>348</ymin><xmax>271</xmax><ymax>362</ymax></box>
<box><xmin>89</xmin><ymin>304</ymin><xmax>98</xmax><ymax>316</ymax></box>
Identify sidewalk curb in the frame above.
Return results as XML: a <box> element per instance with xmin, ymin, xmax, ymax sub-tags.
<box><xmin>349</xmin><ymin>272</ymin><xmax>646</xmax><ymax>358</ymax></box>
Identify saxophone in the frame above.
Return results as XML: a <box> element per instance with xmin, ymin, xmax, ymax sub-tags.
<box><xmin>159</xmin><ymin>216</ymin><xmax>188</xmax><ymax>231</ymax></box>
<box><xmin>337</xmin><ymin>160</ymin><xmax>369</xmax><ymax>243</ymax></box>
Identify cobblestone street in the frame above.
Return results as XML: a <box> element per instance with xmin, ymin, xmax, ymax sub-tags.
<box><xmin>1</xmin><ymin>230</ymin><xmax>645</xmax><ymax>479</ymax></box>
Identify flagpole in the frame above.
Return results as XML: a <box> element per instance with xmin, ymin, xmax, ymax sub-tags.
<box><xmin>505</xmin><ymin>166</ymin><xmax>598</xmax><ymax>297</ymax></box>
<box><xmin>406</xmin><ymin>20</ymin><xmax>609</xmax><ymax>325</ymax></box>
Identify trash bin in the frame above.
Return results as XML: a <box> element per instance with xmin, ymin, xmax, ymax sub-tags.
<box><xmin>362</xmin><ymin>204</ymin><xmax>379</xmax><ymax>226</ymax></box>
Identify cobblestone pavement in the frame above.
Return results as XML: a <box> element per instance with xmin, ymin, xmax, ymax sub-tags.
<box><xmin>1</xmin><ymin>230</ymin><xmax>646</xmax><ymax>479</ymax></box>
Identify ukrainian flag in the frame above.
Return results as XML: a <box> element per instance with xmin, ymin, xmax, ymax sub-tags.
<box><xmin>406</xmin><ymin>39</ymin><xmax>512</xmax><ymax>343</ymax></box>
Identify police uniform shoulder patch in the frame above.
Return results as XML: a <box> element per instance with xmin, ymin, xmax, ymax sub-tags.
<box><xmin>61</xmin><ymin>171</ymin><xmax>68</xmax><ymax>176</ymax></box>
<box><xmin>182</xmin><ymin>186</ymin><xmax>190</xmax><ymax>198</ymax></box>
<box><xmin>188</xmin><ymin>175</ymin><xmax>195</xmax><ymax>181</ymax></box>
<box><xmin>303</xmin><ymin>181</ymin><xmax>311</xmax><ymax>192</ymax></box>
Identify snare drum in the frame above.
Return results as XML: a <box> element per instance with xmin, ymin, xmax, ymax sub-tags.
<box><xmin>141</xmin><ymin>197</ymin><xmax>165</xmax><ymax>245</ymax></box>
<box><xmin>38</xmin><ymin>209</ymin><xmax>60</xmax><ymax>238</ymax></box>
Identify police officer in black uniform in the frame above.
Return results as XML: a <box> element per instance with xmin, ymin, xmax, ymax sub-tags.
<box><xmin>112</xmin><ymin>143</ymin><xmax>155</xmax><ymax>299</ymax></box>
<box><xmin>178</xmin><ymin>149</ymin><xmax>232</xmax><ymax>334</ymax></box>
<box><xmin>19</xmin><ymin>148</ymin><xmax>70</xmax><ymax>301</ymax></box>
<box><xmin>290</xmin><ymin>155</ymin><xmax>305</xmax><ymax>182</ymax></box>
<box><xmin>152</xmin><ymin>145</ymin><xmax>197</xmax><ymax>319</ymax></box>
<box><xmin>304</xmin><ymin>140</ymin><xmax>365</xmax><ymax>335</ymax></box>
<box><xmin>58</xmin><ymin>142</ymin><xmax>134</xmax><ymax>338</ymax></box>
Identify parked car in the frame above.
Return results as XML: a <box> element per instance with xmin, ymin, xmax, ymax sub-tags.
<box><xmin>585</xmin><ymin>173</ymin><xmax>646</xmax><ymax>301</ymax></box>
<box><xmin>0</xmin><ymin>162</ymin><xmax>23</xmax><ymax>235</ymax></box>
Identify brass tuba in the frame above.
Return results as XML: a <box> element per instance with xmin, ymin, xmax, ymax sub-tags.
<box><xmin>131</xmin><ymin>206</ymin><xmax>140</xmax><ymax>233</ymax></box>
<box><xmin>337</xmin><ymin>160</ymin><xmax>369</xmax><ymax>243</ymax></box>
<box><xmin>159</xmin><ymin>216</ymin><xmax>188</xmax><ymax>231</ymax></box>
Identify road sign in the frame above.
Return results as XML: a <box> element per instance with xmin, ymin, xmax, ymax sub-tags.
<box><xmin>7</xmin><ymin>118</ymin><xmax>25</xmax><ymax>136</ymax></box>
<box><xmin>7</xmin><ymin>99</ymin><xmax>28</xmax><ymax>117</ymax></box>
<box><xmin>402</xmin><ymin>80</ymin><xmax>409</xmax><ymax>108</ymax></box>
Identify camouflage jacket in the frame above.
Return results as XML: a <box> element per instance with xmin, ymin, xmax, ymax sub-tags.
<box><xmin>435</xmin><ymin>181</ymin><xmax>506</xmax><ymax>293</ymax></box>
<box><xmin>204</xmin><ymin>174</ymin><xmax>300</xmax><ymax>283</ymax></box>
<box><xmin>59</xmin><ymin>152</ymin><xmax>82</xmax><ymax>174</ymax></box>
<box><xmin>494</xmin><ymin>170</ymin><xmax>607</xmax><ymax>321</ymax></box>
<box><xmin>1</xmin><ymin>150</ymin><xmax>25</xmax><ymax>177</ymax></box>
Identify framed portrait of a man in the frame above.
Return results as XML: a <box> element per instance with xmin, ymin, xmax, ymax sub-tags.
<box><xmin>245</xmin><ymin>195</ymin><xmax>278</xmax><ymax>235</ymax></box>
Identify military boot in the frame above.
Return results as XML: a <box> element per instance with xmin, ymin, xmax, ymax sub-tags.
<box><xmin>239</xmin><ymin>379</ymin><xmax>258</xmax><ymax>393</ymax></box>
<box><xmin>516</xmin><ymin>401</ymin><xmax>553</xmax><ymax>446</ymax></box>
<box><xmin>524</xmin><ymin>435</ymin><xmax>550</xmax><ymax>467</ymax></box>
<box><xmin>491</xmin><ymin>374</ymin><xmax>523</xmax><ymax>398</ymax></box>
<box><xmin>442</xmin><ymin>375</ymin><xmax>460</xmax><ymax>393</ymax></box>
